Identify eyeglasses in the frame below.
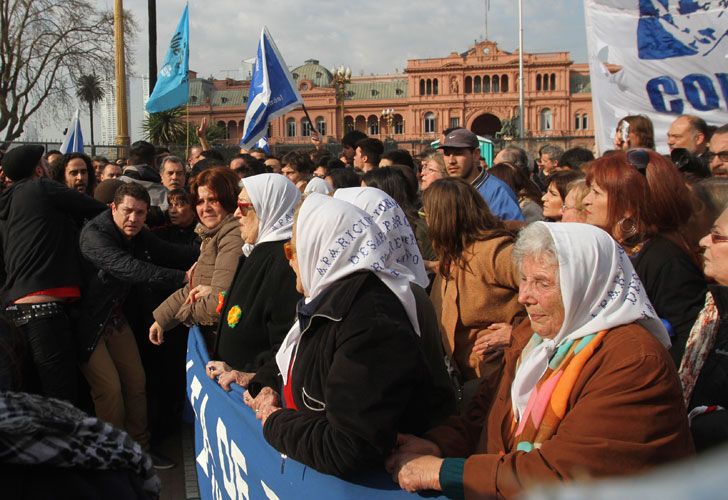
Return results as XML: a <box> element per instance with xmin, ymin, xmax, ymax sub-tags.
<box><xmin>709</xmin><ymin>231</ymin><xmax>728</xmax><ymax>244</ymax></box>
<box><xmin>236</xmin><ymin>200</ymin><xmax>255</xmax><ymax>215</ymax></box>
<box><xmin>706</xmin><ymin>150</ymin><xmax>728</xmax><ymax>163</ymax></box>
<box><xmin>626</xmin><ymin>148</ymin><xmax>649</xmax><ymax>176</ymax></box>
<box><xmin>283</xmin><ymin>241</ymin><xmax>295</xmax><ymax>260</ymax></box>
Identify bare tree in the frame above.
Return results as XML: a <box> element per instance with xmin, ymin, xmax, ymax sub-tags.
<box><xmin>0</xmin><ymin>0</ymin><xmax>137</xmax><ymax>142</ymax></box>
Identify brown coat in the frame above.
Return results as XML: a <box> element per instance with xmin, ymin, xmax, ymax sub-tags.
<box><xmin>426</xmin><ymin>320</ymin><xmax>695</xmax><ymax>499</ymax></box>
<box><xmin>430</xmin><ymin>235</ymin><xmax>523</xmax><ymax>381</ymax></box>
<box><xmin>153</xmin><ymin>215</ymin><xmax>243</xmax><ymax>330</ymax></box>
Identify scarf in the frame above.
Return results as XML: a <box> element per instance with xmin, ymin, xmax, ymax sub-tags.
<box><xmin>510</xmin><ymin>222</ymin><xmax>670</xmax><ymax>421</ymax></box>
<box><xmin>333</xmin><ymin>186</ymin><xmax>429</xmax><ymax>288</ymax></box>
<box><xmin>303</xmin><ymin>177</ymin><xmax>333</xmax><ymax>195</ymax></box>
<box><xmin>276</xmin><ymin>193</ymin><xmax>420</xmax><ymax>383</ymax></box>
<box><xmin>240</xmin><ymin>173</ymin><xmax>300</xmax><ymax>257</ymax></box>
<box><xmin>678</xmin><ymin>292</ymin><xmax>720</xmax><ymax>405</ymax></box>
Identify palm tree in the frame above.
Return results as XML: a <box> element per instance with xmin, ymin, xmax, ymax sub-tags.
<box><xmin>76</xmin><ymin>74</ymin><xmax>105</xmax><ymax>156</ymax></box>
<box><xmin>142</xmin><ymin>106</ymin><xmax>187</xmax><ymax>146</ymax></box>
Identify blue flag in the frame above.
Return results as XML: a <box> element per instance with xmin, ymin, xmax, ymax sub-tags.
<box><xmin>240</xmin><ymin>27</ymin><xmax>303</xmax><ymax>149</ymax></box>
<box><xmin>60</xmin><ymin>109</ymin><xmax>84</xmax><ymax>154</ymax></box>
<box><xmin>146</xmin><ymin>4</ymin><xmax>189</xmax><ymax>113</ymax></box>
<box><xmin>256</xmin><ymin>135</ymin><xmax>271</xmax><ymax>153</ymax></box>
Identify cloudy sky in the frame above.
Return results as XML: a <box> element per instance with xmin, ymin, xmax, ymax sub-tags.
<box><xmin>107</xmin><ymin>0</ymin><xmax>588</xmax><ymax>78</ymax></box>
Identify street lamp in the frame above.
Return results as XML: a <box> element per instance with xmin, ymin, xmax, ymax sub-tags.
<box><xmin>381</xmin><ymin>108</ymin><xmax>395</xmax><ymax>137</ymax></box>
<box><xmin>332</xmin><ymin>65</ymin><xmax>351</xmax><ymax>140</ymax></box>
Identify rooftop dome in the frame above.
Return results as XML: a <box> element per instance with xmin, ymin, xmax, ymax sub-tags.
<box><xmin>290</xmin><ymin>59</ymin><xmax>333</xmax><ymax>88</ymax></box>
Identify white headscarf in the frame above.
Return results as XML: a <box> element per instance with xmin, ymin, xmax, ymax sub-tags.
<box><xmin>276</xmin><ymin>193</ymin><xmax>421</xmax><ymax>383</ymax></box>
<box><xmin>303</xmin><ymin>176</ymin><xmax>333</xmax><ymax>195</ymax></box>
<box><xmin>240</xmin><ymin>174</ymin><xmax>301</xmax><ymax>257</ymax></box>
<box><xmin>333</xmin><ymin>187</ymin><xmax>429</xmax><ymax>288</ymax></box>
<box><xmin>510</xmin><ymin>222</ymin><xmax>670</xmax><ymax>421</ymax></box>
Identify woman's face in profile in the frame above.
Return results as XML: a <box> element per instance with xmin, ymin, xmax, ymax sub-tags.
<box><xmin>582</xmin><ymin>181</ymin><xmax>610</xmax><ymax>231</ymax></box>
<box><xmin>541</xmin><ymin>182</ymin><xmax>563</xmax><ymax>220</ymax></box>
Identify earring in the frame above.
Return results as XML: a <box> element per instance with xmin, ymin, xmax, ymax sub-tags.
<box><xmin>618</xmin><ymin>217</ymin><xmax>637</xmax><ymax>238</ymax></box>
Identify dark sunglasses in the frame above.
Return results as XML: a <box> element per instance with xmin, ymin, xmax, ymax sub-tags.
<box><xmin>236</xmin><ymin>201</ymin><xmax>255</xmax><ymax>215</ymax></box>
<box><xmin>626</xmin><ymin>149</ymin><xmax>649</xmax><ymax>176</ymax></box>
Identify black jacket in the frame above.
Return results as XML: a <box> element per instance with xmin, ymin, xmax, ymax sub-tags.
<box><xmin>631</xmin><ymin>236</ymin><xmax>707</xmax><ymax>365</ymax></box>
<box><xmin>76</xmin><ymin>210</ymin><xmax>198</xmax><ymax>361</ymax></box>
<box><xmin>261</xmin><ymin>271</ymin><xmax>435</xmax><ymax>477</ymax></box>
<box><xmin>214</xmin><ymin>240</ymin><xmax>301</xmax><ymax>374</ymax></box>
<box><xmin>689</xmin><ymin>284</ymin><xmax>728</xmax><ymax>452</ymax></box>
<box><xmin>0</xmin><ymin>177</ymin><xmax>105</xmax><ymax>304</ymax></box>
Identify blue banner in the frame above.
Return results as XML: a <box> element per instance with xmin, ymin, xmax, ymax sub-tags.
<box><xmin>146</xmin><ymin>4</ymin><xmax>189</xmax><ymax>113</ymax></box>
<box><xmin>186</xmin><ymin>326</ymin><xmax>442</xmax><ymax>499</ymax></box>
<box><xmin>239</xmin><ymin>27</ymin><xmax>303</xmax><ymax>149</ymax></box>
<box><xmin>60</xmin><ymin>109</ymin><xmax>84</xmax><ymax>154</ymax></box>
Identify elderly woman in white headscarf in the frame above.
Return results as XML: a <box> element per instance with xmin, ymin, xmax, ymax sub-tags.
<box><xmin>386</xmin><ymin>222</ymin><xmax>694</xmax><ymax>499</ymax></box>
<box><xmin>244</xmin><ymin>193</ymin><xmax>438</xmax><ymax>477</ymax></box>
<box><xmin>205</xmin><ymin>174</ymin><xmax>303</xmax><ymax>390</ymax></box>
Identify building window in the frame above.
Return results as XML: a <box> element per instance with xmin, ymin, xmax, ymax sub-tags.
<box><xmin>493</xmin><ymin>75</ymin><xmax>500</xmax><ymax>93</ymax></box>
<box><xmin>540</xmin><ymin>108</ymin><xmax>553</xmax><ymax>131</ymax></box>
<box><xmin>550</xmin><ymin>73</ymin><xmax>556</xmax><ymax>91</ymax></box>
<box><xmin>286</xmin><ymin>118</ymin><xmax>296</xmax><ymax>137</ymax></box>
<box><xmin>419</xmin><ymin>79</ymin><xmax>425</xmax><ymax>96</ymax></box>
<box><xmin>424</xmin><ymin>112</ymin><xmax>436</xmax><ymax>134</ymax></box>
<box><xmin>433</xmin><ymin>78</ymin><xmax>439</xmax><ymax>95</ymax></box>
<box><xmin>316</xmin><ymin>116</ymin><xmax>326</xmax><ymax>136</ymax></box>
<box><xmin>450</xmin><ymin>117</ymin><xmax>460</xmax><ymax>129</ymax></box>
<box><xmin>582</xmin><ymin>114</ymin><xmax>589</xmax><ymax>130</ymax></box>
<box><xmin>344</xmin><ymin>116</ymin><xmax>354</xmax><ymax>133</ymax></box>
<box><xmin>474</xmin><ymin>76</ymin><xmax>481</xmax><ymax>93</ymax></box>
<box><xmin>536</xmin><ymin>74</ymin><xmax>542</xmax><ymax>91</ymax></box>
<box><xmin>575</xmin><ymin>114</ymin><xmax>581</xmax><ymax>130</ymax></box>
<box><xmin>464</xmin><ymin>76</ymin><xmax>472</xmax><ymax>93</ymax></box>
<box><xmin>426</xmin><ymin>79</ymin><xmax>432</xmax><ymax>95</ymax></box>
<box><xmin>393</xmin><ymin>114</ymin><xmax>404</xmax><ymax>134</ymax></box>
<box><xmin>301</xmin><ymin>119</ymin><xmax>312</xmax><ymax>137</ymax></box>
<box><xmin>501</xmin><ymin>75</ymin><xmax>509</xmax><ymax>92</ymax></box>
<box><xmin>483</xmin><ymin>75</ymin><xmax>491</xmax><ymax>93</ymax></box>
<box><xmin>368</xmin><ymin>115</ymin><xmax>379</xmax><ymax>135</ymax></box>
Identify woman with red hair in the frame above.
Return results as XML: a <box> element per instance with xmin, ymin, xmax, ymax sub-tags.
<box><xmin>582</xmin><ymin>150</ymin><xmax>706</xmax><ymax>364</ymax></box>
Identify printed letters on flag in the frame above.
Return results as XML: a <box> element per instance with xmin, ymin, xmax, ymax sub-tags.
<box><xmin>146</xmin><ymin>4</ymin><xmax>190</xmax><ymax>113</ymax></box>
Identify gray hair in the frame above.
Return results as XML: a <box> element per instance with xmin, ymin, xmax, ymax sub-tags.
<box><xmin>497</xmin><ymin>146</ymin><xmax>528</xmax><ymax>172</ymax></box>
<box><xmin>539</xmin><ymin>144</ymin><xmax>564</xmax><ymax>162</ymax></box>
<box><xmin>512</xmin><ymin>222</ymin><xmax>559</xmax><ymax>271</ymax></box>
<box><xmin>159</xmin><ymin>155</ymin><xmax>184</xmax><ymax>174</ymax></box>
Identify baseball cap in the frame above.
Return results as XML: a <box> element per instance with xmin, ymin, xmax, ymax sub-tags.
<box><xmin>439</xmin><ymin>129</ymin><xmax>479</xmax><ymax>149</ymax></box>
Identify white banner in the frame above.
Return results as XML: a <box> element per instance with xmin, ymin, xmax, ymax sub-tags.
<box><xmin>584</xmin><ymin>1</ymin><xmax>728</xmax><ymax>154</ymax></box>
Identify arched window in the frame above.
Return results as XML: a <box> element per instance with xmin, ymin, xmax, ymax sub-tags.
<box><xmin>550</xmin><ymin>73</ymin><xmax>556</xmax><ymax>91</ymax></box>
<box><xmin>483</xmin><ymin>75</ymin><xmax>491</xmax><ymax>93</ymax></box>
<box><xmin>227</xmin><ymin>120</ymin><xmax>237</xmax><ymax>141</ymax></box>
<box><xmin>344</xmin><ymin>116</ymin><xmax>354</xmax><ymax>133</ymax></box>
<box><xmin>540</xmin><ymin>108</ymin><xmax>553</xmax><ymax>131</ymax></box>
<box><xmin>316</xmin><ymin>116</ymin><xmax>326</xmax><ymax>136</ymax></box>
<box><xmin>493</xmin><ymin>74</ymin><xmax>500</xmax><ymax>93</ymax></box>
<box><xmin>433</xmin><ymin>78</ymin><xmax>438</xmax><ymax>95</ymax></box>
<box><xmin>426</xmin><ymin>79</ymin><xmax>432</xmax><ymax>95</ymax></box>
<box><xmin>393</xmin><ymin>114</ymin><xmax>404</xmax><ymax>134</ymax></box>
<box><xmin>424</xmin><ymin>112</ymin><xmax>436</xmax><ymax>134</ymax></box>
<box><xmin>474</xmin><ymin>76</ymin><xmax>482</xmax><ymax>93</ymax></box>
<box><xmin>355</xmin><ymin>115</ymin><xmax>367</xmax><ymax>132</ymax></box>
<box><xmin>301</xmin><ymin>118</ymin><xmax>312</xmax><ymax>137</ymax></box>
<box><xmin>582</xmin><ymin>114</ymin><xmax>589</xmax><ymax>130</ymax></box>
<box><xmin>419</xmin><ymin>79</ymin><xmax>425</xmax><ymax>96</ymax></box>
<box><xmin>464</xmin><ymin>76</ymin><xmax>472</xmax><ymax>93</ymax></box>
<box><xmin>368</xmin><ymin>115</ymin><xmax>379</xmax><ymax>135</ymax></box>
<box><xmin>286</xmin><ymin>117</ymin><xmax>296</xmax><ymax>137</ymax></box>
<box><xmin>575</xmin><ymin>114</ymin><xmax>581</xmax><ymax>130</ymax></box>
<box><xmin>501</xmin><ymin>74</ymin><xmax>509</xmax><ymax>92</ymax></box>
<box><xmin>536</xmin><ymin>74</ymin><xmax>542</xmax><ymax>91</ymax></box>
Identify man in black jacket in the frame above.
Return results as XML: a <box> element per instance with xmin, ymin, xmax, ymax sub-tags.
<box><xmin>0</xmin><ymin>145</ymin><xmax>106</xmax><ymax>405</ymax></box>
<box><xmin>77</xmin><ymin>182</ymin><xmax>198</xmax><ymax>465</ymax></box>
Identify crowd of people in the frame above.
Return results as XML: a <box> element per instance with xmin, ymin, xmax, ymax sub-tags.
<box><xmin>0</xmin><ymin>111</ymin><xmax>727</xmax><ymax>498</ymax></box>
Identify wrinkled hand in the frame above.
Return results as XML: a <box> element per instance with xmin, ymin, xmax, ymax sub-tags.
<box><xmin>185</xmin><ymin>284</ymin><xmax>212</xmax><ymax>304</ymax></box>
<box><xmin>149</xmin><ymin>321</ymin><xmax>165</xmax><ymax>345</ymax></box>
<box><xmin>196</xmin><ymin>117</ymin><xmax>208</xmax><ymax>139</ymax></box>
<box><xmin>218</xmin><ymin>370</ymin><xmax>255</xmax><ymax>391</ymax></box>
<box><xmin>390</xmin><ymin>433</ymin><xmax>442</xmax><ymax>458</ymax></box>
<box><xmin>473</xmin><ymin>323</ymin><xmax>512</xmax><ymax>357</ymax></box>
<box><xmin>205</xmin><ymin>360</ymin><xmax>231</xmax><ymax>380</ymax></box>
<box><xmin>185</xmin><ymin>262</ymin><xmax>197</xmax><ymax>285</ymax></box>
<box><xmin>388</xmin><ymin>453</ymin><xmax>443</xmax><ymax>493</ymax></box>
<box><xmin>310</xmin><ymin>131</ymin><xmax>321</xmax><ymax>148</ymax></box>
<box><xmin>243</xmin><ymin>387</ymin><xmax>281</xmax><ymax>425</ymax></box>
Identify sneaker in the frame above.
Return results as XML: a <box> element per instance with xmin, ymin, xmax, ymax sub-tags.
<box><xmin>149</xmin><ymin>449</ymin><xmax>176</xmax><ymax>470</ymax></box>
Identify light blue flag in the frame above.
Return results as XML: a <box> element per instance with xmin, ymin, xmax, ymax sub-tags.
<box><xmin>240</xmin><ymin>27</ymin><xmax>303</xmax><ymax>149</ymax></box>
<box><xmin>146</xmin><ymin>4</ymin><xmax>189</xmax><ymax>113</ymax></box>
<box><xmin>256</xmin><ymin>135</ymin><xmax>271</xmax><ymax>153</ymax></box>
<box><xmin>60</xmin><ymin>109</ymin><xmax>84</xmax><ymax>154</ymax></box>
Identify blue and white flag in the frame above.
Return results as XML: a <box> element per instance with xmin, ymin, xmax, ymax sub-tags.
<box><xmin>255</xmin><ymin>135</ymin><xmax>271</xmax><ymax>153</ymax></box>
<box><xmin>584</xmin><ymin>1</ymin><xmax>728</xmax><ymax>153</ymax></box>
<box><xmin>146</xmin><ymin>4</ymin><xmax>189</xmax><ymax>113</ymax></box>
<box><xmin>60</xmin><ymin>109</ymin><xmax>84</xmax><ymax>154</ymax></box>
<box><xmin>240</xmin><ymin>27</ymin><xmax>303</xmax><ymax>149</ymax></box>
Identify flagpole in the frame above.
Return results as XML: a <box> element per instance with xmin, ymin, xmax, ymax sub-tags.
<box><xmin>301</xmin><ymin>104</ymin><xmax>316</xmax><ymax>136</ymax></box>
<box><xmin>186</xmin><ymin>103</ymin><xmax>190</xmax><ymax>160</ymax></box>
<box><xmin>518</xmin><ymin>0</ymin><xmax>525</xmax><ymax>139</ymax></box>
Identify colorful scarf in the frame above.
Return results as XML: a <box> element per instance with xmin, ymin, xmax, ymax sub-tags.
<box><xmin>678</xmin><ymin>292</ymin><xmax>719</xmax><ymax>406</ymax></box>
<box><xmin>513</xmin><ymin>330</ymin><xmax>607</xmax><ymax>451</ymax></box>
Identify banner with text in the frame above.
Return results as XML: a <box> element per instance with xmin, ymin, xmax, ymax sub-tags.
<box><xmin>584</xmin><ymin>1</ymin><xmax>728</xmax><ymax>153</ymax></box>
<box><xmin>186</xmin><ymin>326</ymin><xmax>443</xmax><ymax>499</ymax></box>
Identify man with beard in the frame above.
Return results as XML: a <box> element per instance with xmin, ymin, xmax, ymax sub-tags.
<box><xmin>50</xmin><ymin>153</ymin><xmax>95</xmax><ymax>196</ymax></box>
<box><xmin>708</xmin><ymin>124</ymin><xmax>728</xmax><ymax>177</ymax></box>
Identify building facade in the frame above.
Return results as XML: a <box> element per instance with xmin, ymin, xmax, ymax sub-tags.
<box><xmin>186</xmin><ymin>40</ymin><xmax>595</xmax><ymax>152</ymax></box>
